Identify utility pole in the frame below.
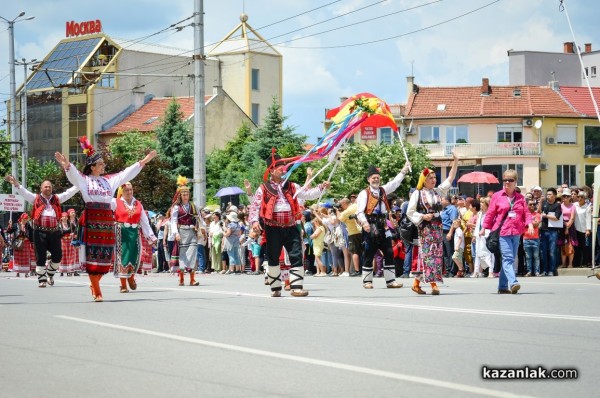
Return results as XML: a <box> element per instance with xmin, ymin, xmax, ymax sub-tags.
<box><xmin>193</xmin><ymin>0</ymin><xmax>206</xmax><ymax>208</ymax></box>
<box><xmin>0</xmin><ymin>12</ymin><xmax>35</xmax><ymax>193</ymax></box>
<box><xmin>16</xmin><ymin>58</ymin><xmax>37</xmax><ymax>190</ymax></box>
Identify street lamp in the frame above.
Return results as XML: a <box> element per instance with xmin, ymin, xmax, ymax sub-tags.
<box><xmin>15</xmin><ymin>58</ymin><xmax>38</xmax><ymax>190</ymax></box>
<box><xmin>0</xmin><ymin>11</ymin><xmax>35</xmax><ymax>193</ymax></box>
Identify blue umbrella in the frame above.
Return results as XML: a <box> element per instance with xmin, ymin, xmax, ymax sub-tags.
<box><xmin>215</xmin><ymin>186</ymin><xmax>245</xmax><ymax>197</ymax></box>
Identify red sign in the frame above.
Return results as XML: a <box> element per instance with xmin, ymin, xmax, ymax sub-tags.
<box><xmin>66</xmin><ymin>20</ymin><xmax>103</xmax><ymax>37</ymax></box>
<box><xmin>361</xmin><ymin>126</ymin><xmax>377</xmax><ymax>140</ymax></box>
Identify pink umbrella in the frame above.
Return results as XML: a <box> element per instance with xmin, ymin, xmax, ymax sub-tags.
<box><xmin>457</xmin><ymin>171</ymin><xmax>499</xmax><ymax>184</ymax></box>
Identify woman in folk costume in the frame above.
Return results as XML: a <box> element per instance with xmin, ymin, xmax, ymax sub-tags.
<box><xmin>7</xmin><ymin>214</ymin><xmax>36</xmax><ymax>279</ymax></box>
<box><xmin>67</xmin><ymin>209</ymin><xmax>82</xmax><ymax>274</ymax></box>
<box><xmin>139</xmin><ymin>210</ymin><xmax>155</xmax><ymax>275</ymax></box>
<box><xmin>114</xmin><ymin>182</ymin><xmax>157</xmax><ymax>293</ymax></box>
<box><xmin>54</xmin><ymin>137</ymin><xmax>157</xmax><ymax>302</ymax></box>
<box><xmin>406</xmin><ymin>151</ymin><xmax>459</xmax><ymax>295</ymax></box>
<box><xmin>170</xmin><ymin>176</ymin><xmax>200</xmax><ymax>286</ymax></box>
<box><xmin>58</xmin><ymin>212</ymin><xmax>79</xmax><ymax>276</ymax></box>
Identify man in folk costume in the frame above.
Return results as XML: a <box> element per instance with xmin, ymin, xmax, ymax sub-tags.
<box><xmin>114</xmin><ymin>182</ymin><xmax>157</xmax><ymax>293</ymax></box>
<box><xmin>5</xmin><ymin>175</ymin><xmax>78</xmax><ymax>287</ymax></box>
<box><xmin>170</xmin><ymin>176</ymin><xmax>200</xmax><ymax>286</ymax></box>
<box><xmin>249</xmin><ymin>150</ymin><xmax>330</xmax><ymax>297</ymax></box>
<box><xmin>355</xmin><ymin>162</ymin><xmax>410</xmax><ymax>289</ymax></box>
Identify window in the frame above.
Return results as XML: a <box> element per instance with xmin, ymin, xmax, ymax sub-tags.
<box><xmin>501</xmin><ymin>164</ymin><xmax>523</xmax><ymax>185</ymax></box>
<box><xmin>379</xmin><ymin>127</ymin><xmax>393</xmax><ymax>145</ymax></box>
<box><xmin>445</xmin><ymin>125</ymin><xmax>468</xmax><ymax>143</ymax></box>
<box><xmin>555</xmin><ymin>125</ymin><xmax>577</xmax><ymax>144</ymax></box>
<box><xmin>251</xmin><ymin>103</ymin><xmax>260</xmax><ymax>125</ymax></box>
<box><xmin>584</xmin><ymin>67</ymin><xmax>589</xmax><ymax>78</ymax></box>
<box><xmin>98</xmin><ymin>74</ymin><xmax>115</xmax><ymax>88</ymax></box>
<box><xmin>419</xmin><ymin>125</ymin><xmax>440</xmax><ymax>143</ymax></box>
<box><xmin>592</xmin><ymin>66</ymin><xmax>597</xmax><ymax>78</ymax></box>
<box><xmin>557</xmin><ymin>164</ymin><xmax>576</xmax><ymax>186</ymax></box>
<box><xmin>584</xmin><ymin>125</ymin><xmax>600</xmax><ymax>156</ymax></box>
<box><xmin>251</xmin><ymin>68</ymin><xmax>259</xmax><ymax>90</ymax></box>
<box><xmin>497</xmin><ymin>124</ymin><xmax>523</xmax><ymax>143</ymax></box>
<box><xmin>585</xmin><ymin>165</ymin><xmax>596</xmax><ymax>187</ymax></box>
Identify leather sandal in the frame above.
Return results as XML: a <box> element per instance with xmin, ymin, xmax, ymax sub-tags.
<box><xmin>38</xmin><ymin>282</ymin><xmax>47</xmax><ymax>288</ymax></box>
<box><xmin>386</xmin><ymin>281</ymin><xmax>403</xmax><ymax>288</ymax></box>
<box><xmin>363</xmin><ymin>282</ymin><xmax>374</xmax><ymax>289</ymax></box>
<box><xmin>190</xmin><ymin>281</ymin><xmax>199</xmax><ymax>286</ymax></box>
<box><xmin>290</xmin><ymin>289</ymin><xmax>309</xmax><ymax>297</ymax></box>
<box><xmin>120</xmin><ymin>287</ymin><xmax>129</xmax><ymax>293</ymax></box>
<box><xmin>271</xmin><ymin>290</ymin><xmax>281</xmax><ymax>297</ymax></box>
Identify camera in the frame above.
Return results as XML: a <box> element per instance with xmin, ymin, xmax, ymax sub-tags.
<box><xmin>348</xmin><ymin>214</ymin><xmax>358</xmax><ymax>220</ymax></box>
<box><xmin>333</xmin><ymin>203</ymin><xmax>342</xmax><ymax>210</ymax></box>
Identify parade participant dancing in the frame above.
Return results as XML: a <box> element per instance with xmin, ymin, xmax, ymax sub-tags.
<box><xmin>170</xmin><ymin>176</ymin><xmax>200</xmax><ymax>286</ymax></box>
<box><xmin>7</xmin><ymin>215</ymin><xmax>35</xmax><ymax>279</ymax></box>
<box><xmin>355</xmin><ymin>162</ymin><xmax>411</xmax><ymax>289</ymax></box>
<box><xmin>114</xmin><ymin>182</ymin><xmax>157</xmax><ymax>293</ymax></box>
<box><xmin>5</xmin><ymin>176</ymin><xmax>79</xmax><ymax>287</ymax></box>
<box><xmin>249</xmin><ymin>150</ymin><xmax>330</xmax><ymax>297</ymax></box>
<box><xmin>406</xmin><ymin>151</ymin><xmax>459</xmax><ymax>295</ymax></box>
<box><xmin>54</xmin><ymin>137</ymin><xmax>157</xmax><ymax>302</ymax></box>
<box><xmin>58</xmin><ymin>212</ymin><xmax>79</xmax><ymax>276</ymax></box>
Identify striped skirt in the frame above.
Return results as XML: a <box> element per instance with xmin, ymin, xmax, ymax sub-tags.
<box><xmin>59</xmin><ymin>235</ymin><xmax>79</xmax><ymax>273</ymax></box>
<box><xmin>140</xmin><ymin>231</ymin><xmax>153</xmax><ymax>272</ymax></box>
<box><xmin>13</xmin><ymin>239</ymin><xmax>36</xmax><ymax>273</ymax></box>
<box><xmin>83</xmin><ymin>202</ymin><xmax>115</xmax><ymax>274</ymax></box>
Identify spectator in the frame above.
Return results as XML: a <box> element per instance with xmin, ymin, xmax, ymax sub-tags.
<box><xmin>540</xmin><ymin>188</ymin><xmax>562</xmax><ymax>276</ymax></box>
<box><xmin>441</xmin><ymin>195</ymin><xmax>458</xmax><ymax>277</ymax></box>
<box><xmin>559</xmin><ymin>188</ymin><xmax>577</xmax><ymax>268</ymax></box>
<box><xmin>482</xmin><ymin>169</ymin><xmax>533</xmax><ymax>294</ymax></box>
<box><xmin>573</xmin><ymin>191</ymin><xmax>592</xmax><ymax>267</ymax></box>
<box><xmin>523</xmin><ymin>199</ymin><xmax>541</xmax><ymax>277</ymax></box>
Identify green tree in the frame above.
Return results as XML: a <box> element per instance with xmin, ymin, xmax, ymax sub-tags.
<box><xmin>106</xmin><ymin>130</ymin><xmax>158</xmax><ymax>165</ymax></box>
<box><xmin>0</xmin><ymin>131</ymin><xmax>12</xmax><ymax>193</ymax></box>
<box><xmin>155</xmin><ymin>98</ymin><xmax>194</xmax><ymax>178</ymax></box>
<box><xmin>329</xmin><ymin>141</ymin><xmax>432</xmax><ymax>199</ymax></box>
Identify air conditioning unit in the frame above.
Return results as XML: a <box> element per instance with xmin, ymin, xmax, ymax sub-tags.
<box><xmin>546</xmin><ymin>136</ymin><xmax>556</xmax><ymax>144</ymax></box>
<box><xmin>522</xmin><ymin>118</ymin><xmax>533</xmax><ymax>127</ymax></box>
<box><xmin>540</xmin><ymin>162</ymin><xmax>548</xmax><ymax>171</ymax></box>
<box><xmin>404</xmin><ymin>127</ymin><xmax>416</xmax><ymax>135</ymax></box>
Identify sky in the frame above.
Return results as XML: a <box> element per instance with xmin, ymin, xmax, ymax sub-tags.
<box><xmin>0</xmin><ymin>0</ymin><xmax>598</xmax><ymax>143</ymax></box>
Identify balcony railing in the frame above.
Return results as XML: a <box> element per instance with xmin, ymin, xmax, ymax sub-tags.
<box><xmin>414</xmin><ymin>142</ymin><xmax>540</xmax><ymax>157</ymax></box>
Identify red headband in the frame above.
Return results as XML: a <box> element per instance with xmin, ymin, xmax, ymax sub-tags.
<box><xmin>422</xmin><ymin>168</ymin><xmax>432</xmax><ymax>176</ymax></box>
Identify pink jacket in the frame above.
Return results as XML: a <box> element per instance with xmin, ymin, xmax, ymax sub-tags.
<box><xmin>482</xmin><ymin>190</ymin><xmax>532</xmax><ymax>236</ymax></box>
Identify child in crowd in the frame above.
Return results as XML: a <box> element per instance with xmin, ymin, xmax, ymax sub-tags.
<box><xmin>451</xmin><ymin>218</ymin><xmax>465</xmax><ymax>277</ymax></box>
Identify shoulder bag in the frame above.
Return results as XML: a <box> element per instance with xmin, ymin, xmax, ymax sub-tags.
<box><xmin>485</xmin><ymin>210</ymin><xmax>510</xmax><ymax>253</ymax></box>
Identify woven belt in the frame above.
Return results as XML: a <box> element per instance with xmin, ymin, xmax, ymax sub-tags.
<box><xmin>179</xmin><ymin>225</ymin><xmax>194</xmax><ymax>230</ymax></box>
<box><xmin>264</xmin><ymin>219</ymin><xmax>296</xmax><ymax>228</ymax></box>
<box><xmin>34</xmin><ymin>225</ymin><xmax>58</xmax><ymax>232</ymax></box>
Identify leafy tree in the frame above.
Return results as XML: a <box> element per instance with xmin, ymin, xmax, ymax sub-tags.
<box><xmin>106</xmin><ymin>130</ymin><xmax>158</xmax><ymax>165</ymax></box>
<box><xmin>0</xmin><ymin>131</ymin><xmax>13</xmax><ymax>193</ymax></box>
<box><xmin>155</xmin><ymin>98</ymin><xmax>194</xmax><ymax>178</ymax></box>
<box><xmin>329</xmin><ymin>141</ymin><xmax>432</xmax><ymax>199</ymax></box>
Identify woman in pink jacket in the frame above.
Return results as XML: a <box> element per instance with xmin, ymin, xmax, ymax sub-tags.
<box><xmin>481</xmin><ymin>169</ymin><xmax>534</xmax><ymax>294</ymax></box>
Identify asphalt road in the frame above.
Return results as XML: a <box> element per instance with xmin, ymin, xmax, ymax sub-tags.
<box><xmin>1</xmin><ymin>271</ymin><xmax>599</xmax><ymax>398</ymax></box>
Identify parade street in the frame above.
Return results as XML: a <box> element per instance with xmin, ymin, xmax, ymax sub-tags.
<box><xmin>1</xmin><ymin>272</ymin><xmax>598</xmax><ymax>398</ymax></box>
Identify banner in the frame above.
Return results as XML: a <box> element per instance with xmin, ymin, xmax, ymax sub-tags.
<box><xmin>0</xmin><ymin>194</ymin><xmax>25</xmax><ymax>212</ymax></box>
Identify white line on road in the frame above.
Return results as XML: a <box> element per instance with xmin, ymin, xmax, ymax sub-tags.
<box><xmin>56</xmin><ymin>315</ymin><xmax>534</xmax><ymax>398</ymax></box>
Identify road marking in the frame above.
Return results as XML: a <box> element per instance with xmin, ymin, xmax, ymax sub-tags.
<box><xmin>56</xmin><ymin>315</ymin><xmax>534</xmax><ymax>398</ymax></box>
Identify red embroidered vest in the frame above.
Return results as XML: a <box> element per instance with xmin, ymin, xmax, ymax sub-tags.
<box><xmin>32</xmin><ymin>194</ymin><xmax>62</xmax><ymax>223</ymax></box>
<box><xmin>115</xmin><ymin>199</ymin><xmax>142</xmax><ymax>224</ymax></box>
<box><xmin>363</xmin><ymin>187</ymin><xmax>391</xmax><ymax>215</ymax></box>
<box><xmin>259</xmin><ymin>181</ymin><xmax>301</xmax><ymax>221</ymax></box>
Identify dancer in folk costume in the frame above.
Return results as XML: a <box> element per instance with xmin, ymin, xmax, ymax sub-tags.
<box><xmin>113</xmin><ymin>182</ymin><xmax>157</xmax><ymax>293</ymax></box>
<box><xmin>58</xmin><ymin>212</ymin><xmax>79</xmax><ymax>276</ymax></box>
<box><xmin>7</xmin><ymin>214</ymin><xmax>36</xmax><ymax>278</ymax></box>
<box><xmin>140</xmin><ymin>211</ymin><xmax>155</xmax><ymax>274</ymax></box>
<box><xmin>67</xmin><ymin>209</ymin><xmax>82</xmax><ymax>274</ymax></box>
<box><xmin>355</xmin><ymin>162</ymin><xmax>411</xmax><ymax>289</ymax></box>
<box><xmin>249</xmin><ymin>150</ymin><xmax>330</xmax><ymax>297</ymax></box>
<box><xmin>54</xmin><ymin>137</ymin><xmax>157</xmax><ymax>302</ymax></box>
<box><xmin>5</xmin><ymin>176</ymin><xmax>79</xmax><ymax>286</ymax></box>
<box><xmin>170</xmin><ymin>176</ymin><xmax>200</xmax><ymax>286</ymax></box>
<box><xmin>406</xmin><ymin>151</ymin><xmax>459</xmax><ymax>295</ymax></box>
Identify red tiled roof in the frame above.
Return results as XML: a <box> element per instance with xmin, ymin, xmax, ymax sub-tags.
<box><xmin>102</xmin><ymin>96</ymin><xmax>212</xmax><ymax>134</ymax></box>
<box><xmin>559</xmin><ymin>86</ymin><xmax>600</xmax><ymax>117</ymax></box>
<box><xmin>405</xmin><ymin>85</ymin><xmax>579</xmax><ymax>119</ymax></box>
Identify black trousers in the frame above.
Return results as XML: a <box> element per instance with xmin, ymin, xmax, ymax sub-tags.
<box><xmin>442</xmin><ymin>229</ymin><xmax>454</xmax><ymax>274</ymax></box>
<box><xmin>362</xmin><ymin>227</ymin><xmax>394</xmax><ymax>268</ymax></box>
<box><xmin>264</xmin><ymin>225</ymin><xmax>303</xmax><ymax>268</ymax></box>
<box><xmin>33</xmin><ymin>229</ymin><xmax>62</xmax><ymax>268</ymax></box>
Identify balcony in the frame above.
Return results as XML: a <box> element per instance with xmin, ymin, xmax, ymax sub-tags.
<box><xmin>415</xmin><ymin>142</ymin><xmax>540</xmax><ymax>158</ymax></box>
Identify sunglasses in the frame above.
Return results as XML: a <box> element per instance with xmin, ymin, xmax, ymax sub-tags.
<box><xmin>502</xmin><ymin>178</ymin><xmax>515</xmax><ymax>183</ymax></box>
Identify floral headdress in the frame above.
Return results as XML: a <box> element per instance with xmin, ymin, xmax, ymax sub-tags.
<box><xmin>416</xmin><ymin>168</ymin><xmax>434</xmax><ymax>190</ymax></box>
<box><xmin>79</xmin><ymin>136</ymin><xmax>102</xmax><ymax>165</ymax></box>
<box><xmin>172</xmin><ymin>175</ymin><xmax>191</xmax><ymax>204</ymax></box>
